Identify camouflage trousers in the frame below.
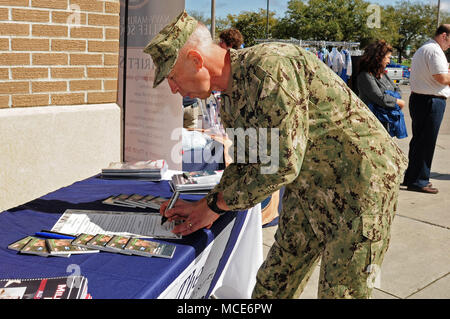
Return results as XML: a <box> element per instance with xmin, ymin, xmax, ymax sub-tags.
<box><xmin>252</xmin><ymin>193</ymin><xmax>395</xmax><ymax>299</ymax></box>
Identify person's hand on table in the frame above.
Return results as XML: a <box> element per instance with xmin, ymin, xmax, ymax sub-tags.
<box><xmin>160</xmin><ymin>197</ymin><xmax>219</xmax><ymax>236</ymax></box>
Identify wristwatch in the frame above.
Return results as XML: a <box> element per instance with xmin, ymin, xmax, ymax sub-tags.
<box><xmin>206</xmin><ymin>192</ymin><xmax>228</xmax><ymax>216</ymax></box>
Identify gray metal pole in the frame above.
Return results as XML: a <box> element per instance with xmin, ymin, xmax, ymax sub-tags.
<box><xmin>437</xmin><ymin>0</ymin><xmax>441</xmax><ymax>27</ymax></box>
<box><xmin>211</xmin><ymin>0</ymin><xmax>216</xmax><ymax>40</ymax></box>
<box><xmin>266</xmin><ymin>0</ymin><xmax>269</xmax><ymax>38</ymax></box>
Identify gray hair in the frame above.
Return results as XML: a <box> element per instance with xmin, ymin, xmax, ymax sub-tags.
<box><xmin>180</xmin><ymin>23</ymin><xmax>213</xmax><ymax>56</ymax></box>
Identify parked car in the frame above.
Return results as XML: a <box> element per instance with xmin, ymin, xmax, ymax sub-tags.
<box><xmin>385</xmin><ymin>64</ymin><xmax>403</xmax><ymax>83</ymax></box>
<box><xmin>401</xmin><ymin>65</ymin><xmax>411</xmax><ymax>79</ymax></box>
<box><xmin>385</xmin><ymin>63</ymin><xmax>410</xmax><ymax>83</ymax></box>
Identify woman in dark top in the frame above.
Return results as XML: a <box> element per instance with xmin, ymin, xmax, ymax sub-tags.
<box><xmin>357</xmin><ymin>40</ymin><xmax>406</xmax><ymax>132</ymax></box>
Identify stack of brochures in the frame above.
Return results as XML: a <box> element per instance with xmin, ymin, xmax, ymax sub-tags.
<box><xmin>170</xmin><ymin>170</ymin><xmax>223</xmax><ymax>194</ymax></box>
<box><xmin>8</xmin><ymin>236</ymin><xmax>100</xmax><ymax>258</ymax></box>
<box><xmin>102</xmin><ymin>194</ymin><xmax>167</xmax><ymax>210</ymax></box>
<box><xmin>101</xmin><ymin>159</ymin><xmax>168</xmax><ymax>180</ymax></box>
<box><xmin>0</xmin><ymin>276</ymin><xmax>91</xmax><ymax>299</ymax></box>
<box><xmin>8</xmin><ymin>233</ymin><xmax>176</xmax><ymax>259</ymax></box>
<box><xmin>73</xmin><ymin>234</ymin><xmax>176</xmax><ymax>258</ymax></box>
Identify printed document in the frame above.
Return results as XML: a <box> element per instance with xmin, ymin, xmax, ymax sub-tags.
<box><xmin>51</xmin><ymin>209</ymin><xmax>181</xmax><ymax>239</ymax></box>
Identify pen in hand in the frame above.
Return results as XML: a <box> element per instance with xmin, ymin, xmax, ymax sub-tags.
<box><xmin>161</xmin><ymin>191</ymin><xmax>180</xmax><ymax>225</ymax></box>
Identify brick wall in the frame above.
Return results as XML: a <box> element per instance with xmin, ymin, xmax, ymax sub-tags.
<box><xmin>0</xmin><ymin>0</ymin><xmax>120</xmax><ymax>108</ymax></box>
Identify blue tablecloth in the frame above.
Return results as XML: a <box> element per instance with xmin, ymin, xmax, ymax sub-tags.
<box><xmin>0</xmin><ymin>175</ymin><xmax>247</xmax><ymax>299</ymax></box>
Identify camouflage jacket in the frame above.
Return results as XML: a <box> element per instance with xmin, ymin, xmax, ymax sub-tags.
<box><xmin>208</xmin><ymin>43</ymin><xmax>408</xmax><ymax>240</ymax></box>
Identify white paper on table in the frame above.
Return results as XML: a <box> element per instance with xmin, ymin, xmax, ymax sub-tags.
<box><xmin>51</xmin><ymin>209</ymin><xmax>181</xmax><ymax>239</ymax></box>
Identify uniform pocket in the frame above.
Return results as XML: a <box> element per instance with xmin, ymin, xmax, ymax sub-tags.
<box><xmin>361</xmin><ymin>214</ymin><xmax>389</xmax><ymax>242</ymax></box>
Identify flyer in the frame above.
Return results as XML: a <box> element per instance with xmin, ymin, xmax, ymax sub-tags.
<box><xmin>51</xmin><ymin>209</ymin><xmax>181</xmax><ymax>239</ymax></box>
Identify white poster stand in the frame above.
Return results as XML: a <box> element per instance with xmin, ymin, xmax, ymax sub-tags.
<box><xmin>119</xmin><ymin>0</ymin><xmax>185</xmax><ymax>169</ymax></box>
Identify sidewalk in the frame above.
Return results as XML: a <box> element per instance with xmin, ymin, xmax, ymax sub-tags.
<box><xmin>261</xmin><ymin>85</ymin><xmax>450</xmax><ymax>299</ymax></box>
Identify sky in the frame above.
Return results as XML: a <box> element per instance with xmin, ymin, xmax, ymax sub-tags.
<box><xmin>185</xmin><ymin>0</ymin><xmax>450</xmax><ymax>19</ymax></box>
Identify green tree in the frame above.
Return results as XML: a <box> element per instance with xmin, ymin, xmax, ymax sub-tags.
<box><xmin>272</xmin><ymin>0</ymin><xmax>376</xmax><ymax>46</ymax></box>
<box><xmin>271</xmin><ymin>0</ymin><xmax>308</xmax><ymax>39</ymax></box>
<box><xmin>383</xmin><ymin>1</ymin><xmax>436</xmax><ymax>63</ymax></box>
<box><xmin>373</xmin><ymin>5</ymin><xmax>400</xmax><ymax>47</ymax></box>
<box><xmin>213</xmin><ymin>17</ymin><xmax>233</xmax><ymax>38</ymax></box>
<box><xmin>226</xmin><ymin>9</ymin><xmax>278</xmax><ymax>46</ymax></box>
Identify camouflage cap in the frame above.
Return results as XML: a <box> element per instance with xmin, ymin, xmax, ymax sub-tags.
<box><xmin>143</xmin><ymin>10</ymin><xmax>198</xmax><ymax>88</ymax></box>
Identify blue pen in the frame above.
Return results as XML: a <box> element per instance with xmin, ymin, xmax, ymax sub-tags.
<box><xmin>35</xmin><ymin>232</ymin><xmax>76</xmax><ymax>240</ymax></box>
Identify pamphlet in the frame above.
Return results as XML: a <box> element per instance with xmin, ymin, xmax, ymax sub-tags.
<box><xmin>102</xmin><ymin>193</ymin><xmax>167</xmax><ymax>210</ymax></box>
<box><xmin>86</xmin><ymin>234</ymin><xmax>116</xmax><ymax>252</ymax></box>
<box><xmin>46</xmin><ymin>239</ymin><xmax>99</xmax><ymax>255</ymax></box>
<box><xmin>103</xmin><ymin>159</ymin><xmax>166</xmax><ymax>172</ymax></box>
<box><xmin>51</xmin><ymin>209</ymin><xmax>181</xmax><ymax>239</ymax></box>
<box><xmin>110</xmin><ymin>194</ymin><xmax>141</xmax><ymax>207</ymax></box>
<box><xmin>71</xmin><ymin>233</ymin><xmax>95</xmax><ymax>249</ymax></box>
<box><xmin>124</xmin><ymin>238</ymin><xmax>176</xmax><ymax>258</ymax></box>
<box><xmin>0</xmin><ymin>276</ymin><xmax>89</xmax><ymax>299</ymax></box>
<box><xmin>138</xmin><ymin>195</ymin><xmax>167</xmax><ymax>209</ymax></box>
<box><xmin>19</xmin><ymin>237</ymin><xmax>50</xmax><ymax>257</ymax></box>
<box><xmin>123</xmin><ymin>194</ymin><xmax>148</xmax><ymax>208</ymax></box>
<box><xmin>170</xmin><ymin>170</ymin><xmax>223</xmax><ymax>193</ymax></box>
<box><xmin>104</xmin><ymin>235</ymin><xmax>132</xmax><ymax>254</ymax></box>
<box><xmin>101</xmin><ymin>159</ymin><xmax>168</xmax><ymax>180</ymax></box>
<box><xmin>8</xmin><ymin>236</ymin><xmax>34</xmax><ymax>252</ymax></box>
<box><xmin>102</xmin><ymin>195</ymin><xmax>137</xmax><ymax>208</ymax></box>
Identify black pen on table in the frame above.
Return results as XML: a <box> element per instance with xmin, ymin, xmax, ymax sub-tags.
<box><xmin>161</xmin><ymin>191</ymin><xmax>180</xmax><ymax>225</ymax></box>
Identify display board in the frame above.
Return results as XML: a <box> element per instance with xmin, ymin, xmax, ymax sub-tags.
<box><xmin>119</xmin><ymin>0</ymin><xmax>184</xmax><ymax>170</ymax></box>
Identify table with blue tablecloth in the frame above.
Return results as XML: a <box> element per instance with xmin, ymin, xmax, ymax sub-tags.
<box><xmin>0</xmin><ymin>173</ymin><xmax>263</xmax><ymax>299</ymax></box>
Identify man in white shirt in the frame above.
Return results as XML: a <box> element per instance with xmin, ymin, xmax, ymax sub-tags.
<box><xmin>403</xmin><ymin>25</ymin><xmax>450</xmax><ymax>194</ymax></box>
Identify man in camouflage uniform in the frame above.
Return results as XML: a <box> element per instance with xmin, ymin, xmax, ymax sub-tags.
<box><xmin>146</xmin><ymin>11</ymin><xmax>408</xmax><ymax>298</ymax></box>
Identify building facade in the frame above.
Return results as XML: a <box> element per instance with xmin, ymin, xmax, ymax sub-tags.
<box><xmin>0</xmin><ymin>0</ymin><xmax>122</xmax><ymax>211</ymax></box>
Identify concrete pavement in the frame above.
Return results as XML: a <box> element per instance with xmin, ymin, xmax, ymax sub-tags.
<box><xmin>261</xmin><ymin>84</ymin><xmax>450</xmax><ymax>299</ymax></box>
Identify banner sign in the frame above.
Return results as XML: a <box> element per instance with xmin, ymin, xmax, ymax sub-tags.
<box><xmin>119</xmin><ymin>0</ymin><xmax>184</xmax><ymax>169</ymax></box>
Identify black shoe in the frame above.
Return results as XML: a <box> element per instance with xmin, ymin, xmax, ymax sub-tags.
<box><xmin>406</xmin><ymin>185</ymin><xmax>439</xmax><ymax>194</ymax></box>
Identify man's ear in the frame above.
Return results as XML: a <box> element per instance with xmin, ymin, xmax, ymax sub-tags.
<box><xmin>186</xmin><ymin>50</ymin><xmax>204</xmax><ymax>70</ymax></box>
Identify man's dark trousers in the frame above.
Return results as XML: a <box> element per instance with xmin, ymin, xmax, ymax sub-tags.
<box><xmin>403</xmin><ymin>93</ymin><xmax>446</xmax><ymax>188</ymax></box>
